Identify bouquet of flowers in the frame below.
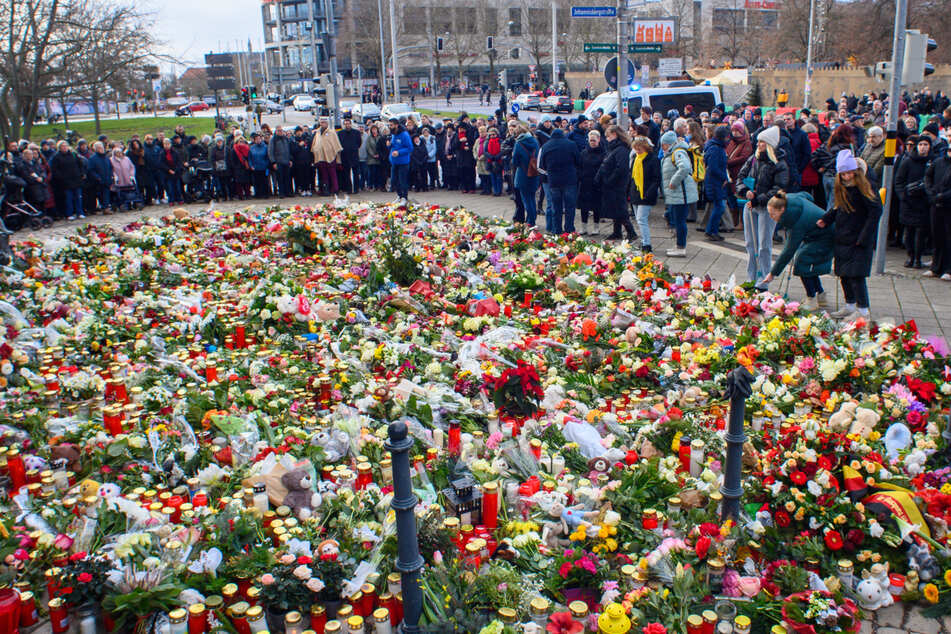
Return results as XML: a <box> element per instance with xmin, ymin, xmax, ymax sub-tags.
<box><xmin>781</xmin><ymin>591</ymin><xmax>860</xmax><ymax>634</ymax></box>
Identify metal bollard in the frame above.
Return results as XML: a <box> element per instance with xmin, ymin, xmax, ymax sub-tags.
<box><xmin>385</xmin><ymin>420</ymin><xmax>424</xmax><ymax>633</ymax></box>
<box><xmin>720</xmin><ymin>366</ymin><xmax>755</xmax><ymax>522</ymax></box>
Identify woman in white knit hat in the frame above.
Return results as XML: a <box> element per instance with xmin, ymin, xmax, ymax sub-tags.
<box><xmin>736</xmin><ymin>125</ymin><xmax>791</xmax><ymax>290</ymax></box>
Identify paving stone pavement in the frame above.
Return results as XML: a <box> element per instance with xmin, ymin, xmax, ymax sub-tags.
<box><xmin>17</xmin><ymin>189</ymin><xmax>950</xmax><ymax>344</ymax></box>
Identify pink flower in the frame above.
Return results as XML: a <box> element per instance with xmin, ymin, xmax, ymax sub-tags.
<box><xmin>305</xmin><ymin>577</ymin><xmax>325</xmax><ymax>593</ymax></box>
<box><xmin>580</xmin><ymin>557</ymin><xmax>597</xmax><ymax>574</ymax></box>
<box><xmin>13</xmin><ymin>549</ymin><xmax>29</xmax><ymax>561</ymax></box>
<box><xmin>558</xmin><ymin>562</ymin><xmax>572</xmax><ymax>579</ymax></box>
<box><xmin>292</xmin><ymin>565</ymin><xmax>312</xmax><ymax>580</ymax></box>
<box><xmin>433</xmin><ymin>550</ymin><xmax>443</xmax><ymax>565</ymax></box>
<box><xmin>53</xmin><ymin>534</ymin><xmax>73</xmax><ymax>550</ymax></box>
<box><xmin>260</xmin><ymin>573</ymin><xmax>275</xmax><ymax>586</ymax></box>
<box><xmin>485</xmin><ymin>431</ymin><xmax>503</xmax><ymax>450</ymax></box>
<box><xmin>279</xmin><ymin>553</ymin><xmax>296</xmax><ymax>565</ymax></box>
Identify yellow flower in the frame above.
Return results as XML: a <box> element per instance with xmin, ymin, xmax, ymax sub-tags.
<box><xmin>944</xmin><ymin>570</ymin><xmax>951</xmax><ymax>588</ymax></box>
<box><xmin>924</xmin><ymin>583</ymin><xmax>939</xmax><ymax>604</ymax></box>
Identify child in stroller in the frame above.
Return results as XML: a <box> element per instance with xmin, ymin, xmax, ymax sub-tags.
<box><xmin>0</xmin><ymin>157</ymin><xmax>52</xmax><ymax>231</ymax></box>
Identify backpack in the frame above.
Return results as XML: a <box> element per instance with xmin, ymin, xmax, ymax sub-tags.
<box><xmin>690</xmin><ymin>146</ymin><xmax>706</xmax><ymax>182</ymax></box>
<box><xmin>520</xmin><ymin>140</ymin><xmax>539</xmax><ymax>177</ymax></box>
<box><xmin>668</xmin><ymin>148</ymin><xmax>693</xmax><ymax>177</ymax></box>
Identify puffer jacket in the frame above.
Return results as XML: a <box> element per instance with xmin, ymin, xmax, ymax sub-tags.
<box><xmin>895</xmin><ymin>150</ymin><xmax>931</xmax><ymax>227</ymax></box>
<box><xmin>660</xmin><ymin>139</ymin><xmax>698</xmax><ymax>205</ymax></box>
<box><xmin>769</xmin><ymin>192</ymin><xmax>834</xmax><ymax>278</ymax></box>
<box><xmin>736</xmin><ymin>149</ymin><xmax>791</xmax><ymax>209</ymax></box>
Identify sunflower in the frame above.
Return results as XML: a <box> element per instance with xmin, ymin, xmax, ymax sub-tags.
<box><xmin>924</xmin><ymin>583</ymin><xmax>940</xmax><ymax>604</ymax></box>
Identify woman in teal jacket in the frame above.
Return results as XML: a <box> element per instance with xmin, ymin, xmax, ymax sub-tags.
<box><xmin>761</xmin><ymin>190</ymin><xmax>834</xmax><ymax>311</ymax></box>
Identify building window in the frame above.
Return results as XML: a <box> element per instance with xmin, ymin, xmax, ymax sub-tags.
<box><xmin>528</xmin><ymin>8</ymin><xmax>546</xmax><ymax>28</ymax></box>
<box><xmin>510</xmin><ymin>47</ymin><xmax>520</xmax><ymax>60</ymax></box>
<box><xmin>433</xmin><ymin>8</ymin><xmax>451</xmax><ymax>35</ymax></box>
<box><xmin>403</xmin><ymin>6</ymin><xmax>426</xmax><ymax>35</ymax></box>
<box><xmin>484</xmin><ymin>8</ymin><xmax>498</xmax><ymax>34</ymax></box>
<box><xmin>455</xmin><ymin>7</ymin><xmax>476</xmax><ymax>34</ymax></box>
<box><xmin>508</xmin><ymin>8</ymin><xmax>521</xmax><ymax>36</ymax></box>
<box><xmin>712</xmin><ymin>8</ymin><xmax>744</xmax><ymax>31</ymax></box>
<box><xmin>757</xmin><ymin>9</ymin><xmax>778</xmax><ymax>28</ymax></box>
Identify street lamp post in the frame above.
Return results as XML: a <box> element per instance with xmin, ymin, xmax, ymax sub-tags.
<box><xmin>551</xmin><ymin>0</ymin><xmax>557</xmax><ymax>85</ymax></box>
<box><xmin>388</xmin><ymin>0</ymin><xmax>400</xmax><ymax>99</ymax></box>
<box><xmin>803</xmin><ymin>0</ymin><xmax>815</xmax><ymax>108</ymax></box>
<box><xmin>376</xmin><ymin>0</ymin><xmax>387</xmax><ymax>98</ymax></box>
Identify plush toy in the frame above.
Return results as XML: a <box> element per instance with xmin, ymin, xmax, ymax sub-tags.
<box><xmin>828</xmin><ymin>401</ymin><xmax>858</xmax><ymax>433</ymax></box>
<box><xmin>908</xmin><ymin>542</ymin><xmax>941</xmax><ymax>582</ymax></box>
<box><xmin>317</xmin><ymin>539</ymin><xmax>340</xmax><ymax>561</ymax></box>
<box><xmin>79</xmin><ymin>479</ymin><xmax>100</xmax><ymax>500</ymax></box>
<box><xmin>856</xmin><ymin>563</ymin><xmax>893</xmax><ymax>610</ymax></box>
<box><xmin>51</xmin><ymin>444</ymin><xmax>81</xmax><ymax>472</ymax></box>
<box><xmin>281</xmin><ymin>468</ymin><xmax>322</xmax><ymax>519</ymax></box>
<box><xmin>97</xmin><ymin>483</ymin><xmax>121</xmax><ymax>500</ymax></box>
<box><xmin>23</xmin><ymin>455</ymin><xmax>47</xmax><ymax>471</ymax></box>
<box><xmin>849</xmin><ymin>407</ymin><xmax>881</xmax><ymax>439</ymax></box>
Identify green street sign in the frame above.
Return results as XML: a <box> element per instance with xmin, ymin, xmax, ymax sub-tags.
<box><xmin>629</xmin><ymin>44</ymin><xmax>662</xmax><ymax>53</ymax></box>
<box><xmin>584</xmin><ymin>42</ymin><xmax>618</xmax><ymax>53</ymax></box>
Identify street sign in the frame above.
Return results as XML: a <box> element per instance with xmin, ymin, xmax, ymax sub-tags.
<box><xmin>206</xmin><ymin>65</ymin><xmax>235</xmax><ymax>78</ymax></box>
<box><xmin>584</xmin><ymin>43</ymin><xmax>618</xmax><ymax>53</ymax></box>
<box><xmin>528</xmin><ymin>64</ymin><xmax>536</xmax><ymax>72</ymax></box>
<box><xmin>207</xmin><ymin>79</ymin><xmax>235</xmax><ymax>90</ymax></box>
<box><xmin>657</xmin><ymin>57</ymin><xmax>683</xmax><ymax>76</ymax></box>
<box><xmin>204</xmin><ymin>53</ymin><xmax>235</xmax><ymax>93</ymax></box>
<box><xmin>571</xmin><ymin>6</ymin><xmax>617</xmax><ymax>17</ymax></box>
<box><xmin>204</xmin><ymin>53</ymin><xmax>234</xmax><ymax>66</ymax></box>
<box><xmin>629</xmin><ymin>44</ymin><xmax>662</xmax><ymax>53</ymax></box>
<box><xmin>585</xmin><ymin>81</ymin><xmax>593</xmax><ymax>88</ymax></box>
<box><xmin>603</xmin><ymin>56</ymin><xmax>636</xmax><ymax>89</ymax></box>
<box><xmin>631</xmin><ymin>18</ymin><xmax>678</xmax><ymax>44</ymax></box>
<box><xmin>512</xmin><ymin>102</ymin><xmax>520</xmax><ymax>114</ymax></box>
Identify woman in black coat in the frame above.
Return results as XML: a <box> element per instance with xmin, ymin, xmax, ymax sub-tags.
<box><xmin>628</xmin><ymin>135</ymin><xmax>661</xmax><ymax>252</ymax></box>
<box><xmin>126</xmin><ymin>139</ymin><xmax>153</xmax><ymax>204</ymax></box>
<box><xmin>818</xmin><ymin>151</ymin><xmax>882</xmax><ymax>321</ymax></box>
<box><xmin>452</xmin><ymin>129</ymin><xmax>475</xmax><ymax>193</ymax></box>
<box><xmin>894</xmin><ymin>135</ymin><xmax>933</xmax><ymax>268</ymax></box>
<box><xmin>376</xmin><ymin>131</ymin><xmax>391</xmax><ymax>192</ymax></box>
<box><xmin>209</xmin><ymin>137</ymin><xmax>231</xmax><ymax>201</ymax></box>
<box><xmin>595</xmin><ymin>125</ymin><xmax>636</xmax><ymax>241</ymax></box>
<box><xmin>925</xmin><ymin>143</ymin><xmax>951</xmax><ymax>279</ymax></box>
<box><xmin>577</xmin><ymin>130</ymin><xmax>606</xmax><ymax>235</ymax></box>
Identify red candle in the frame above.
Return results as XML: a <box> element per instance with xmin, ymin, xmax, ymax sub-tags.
<box><xmin>482</xmin><ymin>482</ymin><xmax>498</xmax><ymax>530</ymax></box>
<box><xmin>361</xmin><ymin>583</ymin><xmax>376</xmax><ymax>617</ymax></box>
<box><xmin>448</xmin><ymin>421</ymin><xmax>461</xmax><ymax>457</ymax></box>
<box><xmin>205</xmin><ymin>363</ymin><xmax>218</xmax><ymax>382</ymax></box>
<box><xmin>686</xmin><ymin>614</ymin><xmax>704</xmax><ymax>634</ymax></box>
<box><xmin>49</xmin><ymin>597</ymin><xmax>68</xmax><ymax>634</ymax></box>
<box><xmin>103</xmin><ymin>407</ymin><xmax>124</xmax><ymax>436</ymax></box>
<box><xmin>0</xmin><ymin>589</ymin><xmax>20</xmax><ymax>634</ymax></box>
<box><xmin>310</xmin><ymin>605</ymin><xmax>327</xmax><ymax>633</ymax></box>
<box><xmin>523</xmin><ymin>291</ymin><xmax>533</xmax><ymax>306</ymax></box>
<box><xmin>188</xmin><ymin>604</ymin><xmax>207</xmax><ymax>634</ymax></box>
<box><xmin>19</xmin><ymin>591</ymin><xmax>37</xmax><ymax>628</ymax></box>
<box><xmin>6</xmin><ymin>449</ymin><xmax>26</xmax><ymax>493</ymax></box>
<box><xmin>235</xmin><ymin>325</ymin><xmax>246</xmax><ymax>348</ymax></box>
<box><xmin>356</xmin><ymin>465</ymin><xmax>373</xmax><ymax>490</ymax></box>
<box><xmin>113</xmin><ymin>381</ymin><xmax>129</xmax><ymax>404</ymax></box>
<box><xmin>678</xmin><ymin>436</ymin><xmax>692</xmax><ymax>473</ymax></box>
<box><xmin>168</xmin><ymin>495</ymin><xmax>184</xmax><ymax>523</ymax></box>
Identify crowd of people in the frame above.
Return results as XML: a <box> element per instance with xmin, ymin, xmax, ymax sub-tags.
<box><xmin>3</xmin><ymin>86</ymin><xmax>950</xmax><ymax>321</ymax></box>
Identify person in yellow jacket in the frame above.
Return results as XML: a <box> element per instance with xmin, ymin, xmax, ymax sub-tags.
<box><xmin>311</xmin><ymin>117</ymin><xmax>342</xmax><ymax>195</ymax></box>
<box><xmin>777</xmin><ymin>89</ymin><xmax>789</xmax><ymax>108</ymax></box>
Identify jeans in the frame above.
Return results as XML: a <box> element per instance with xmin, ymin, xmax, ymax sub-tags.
<box><xmin>516</xmin><ymin>182</ymin><xmax>538</xmax><ymax>225</ymax></box>
<box><xmin>343</xmin><ymin>162</ymin><xmax>361</xmax><ymax>192</ymax></box>
<box><xmin>743</xmin><ymin>205</ymin><xmax>776</xmax><ymax>283</ymax></box>
<box><xmin>669</xmin><ymin>203</ymin><xmax>689</xmax><ymax>248</ymax></box>
<box><xmin>801</xmin><ymin>275</ymin><xmax>824</xmax><ymax>297</ymax></box>
<box><xmin>360</xmin><ymin>162</ymin><xmax>370</xmax><ymax>190</ymax></box>
<box><xmin>96</xmin><ymin>184</ymin><xmax>113</xmax><ymax>210</ymax></box>
<box><xmin>634</xmin><ymin>205</ymin><xmax>652</xmax><ymax>246</ymax></box>
<box><xmin>490</xmin><ymin>172</ymin><xmax>503</xmax><ymax>195</ymax></box>
<box><xmin>542</xmin><ymin>182</ymin><xmax>554</xmax><ymax>232</ymax></box>
<box><xmin>479</xmin><ymin>173</ymin><xmax>492</xmax><ymax>194</ymax></box>
<box><xmin>822</xmin><ymin>172</ymin><xmax>836</xmax><ymax>210</ymax></box>
<box><xmin>61</xmin><ymin>188</ymin><xmax>82</xmax><ymax>218</ymax></box>
<box><xmin>165</xmin><ymin>175</ymin><xmax>184</xmax><ymax>203</ymax></box>
<box><xmin>548</xmin><ymin>185</ymin><xmax>577</xmax><ymax>234</ymax></box>
<box><xmin>705</xmin><ymin>198</ymin><xmax>727</xmax><ymax>235</ymax></box>
<box><xmin>841</xmin><ymin>276</ymin><xmax>869</xmax><ymax>308</ymax></box>
<box><xmin>391</xmin><ymin>163</ymin><xmax>410</xmax><ymax>199</ymax></box>
<box><xmin>275</xmin><ymin>163</ymin><xmax>292</xmax><ymax>196</ymax></box>
<box><xmin>213</xmin><ymin>174</ymin><xmax>230</xmax><ymax>200</ymax></box>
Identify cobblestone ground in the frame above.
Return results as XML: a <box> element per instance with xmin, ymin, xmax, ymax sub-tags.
<box><xmin>15</xmin><ymin>189</ymin><xmax>950</xmax><ymax>633</ymax></box>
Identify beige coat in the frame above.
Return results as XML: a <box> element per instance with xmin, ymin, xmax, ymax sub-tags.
<box><xmin>311</xmin><ymin>127</ymin><xmax>342</xmax><ymax>163</ymax></box>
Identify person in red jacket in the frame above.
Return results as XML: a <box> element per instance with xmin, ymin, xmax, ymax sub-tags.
<box><xmin>799</xmin><ymin>123</ymin><xmax>823</xmax><ymax>205</ymax></box>
<box><xmin>725</xmin><ymin>121</ymin><xmax>753</xmax><ymax>231</ymax></box>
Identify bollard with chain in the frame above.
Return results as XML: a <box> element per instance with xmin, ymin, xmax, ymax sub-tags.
<box><xmin>385</xmin><ymin>420</ymin><xmax>424</xmax><ymax>633</ymax></box>
<box><xmin>720</xmin><ymin>366</ymin><xmax>755</xmax><ymax>522</ymax></box>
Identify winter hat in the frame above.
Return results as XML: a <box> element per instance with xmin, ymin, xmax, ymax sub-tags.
<box><xmin>923</xmin><ymin>121</ymin><xmax>940</xmax><ymax>137</ymax></box>
<box><xmin>758</xmin><ymin>125</ymin><xmax>780</xmax><ymax>149</ymax></box>
<box><xmin>660</xmin><ymin>131</ymin><xmax>678</xmax><ymax>147</ymax></box>
<box><xmin>835</xmin><ymin>148</ymin><xmax>859</xmax><ymax>173</ymax></box>
<box><xmin>714</xmin><ymin>126</ymin><xmax>730</xmax><ymax>142</ymax></box>
<box><xmin>731</xmin><ymin>120</ymin><xmax>747</xmax><ymax>132</ymax></box>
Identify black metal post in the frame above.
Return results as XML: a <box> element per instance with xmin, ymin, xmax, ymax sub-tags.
<box><xmin>720</xmin><ymin>366</ymin><xmax>755</xmax><ymax>522</ymax></box>
<box><xmin>385</xmin><ymin>420</ymin><xmax>424</xmax><ymax>633</ymax></box>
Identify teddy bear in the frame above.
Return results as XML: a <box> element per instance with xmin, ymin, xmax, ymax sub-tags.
<box><xmin>281</xmin><ymin>468</ymin><xmax>322</xmax><ymax>519</ymax></box>
<box><xmin>828</xmin><ymin>401</ymin><xmax>859</xmax><ymax>433</ymax></box>
<box><xmin>849</xmin><ymin>407</ymin><xmax>881</xmax><ymax>439</ymax></box>
<box><xmin>51</xmin><ymin>444</ymin><xmax>81</xmax><ymax>473</ymax></box>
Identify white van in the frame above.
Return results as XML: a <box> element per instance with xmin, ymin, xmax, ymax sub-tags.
<box><xmin>583</xmin><ymin>85</ymin><xmax>722</xmax><ymax>120</ymax></box>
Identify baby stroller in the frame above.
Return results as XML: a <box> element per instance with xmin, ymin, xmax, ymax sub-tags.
<box><xmin>186</xmin><ymin>159</ymin><xmax>215</xmax><ymax>203</ymax></box>
<box><xmin>0</xmin><ymin>159</ymin><xmax>52</xmax><ymax>232</ymax></box>
<box><xmin>115</xmin><ymin>181</ymin><xmax>145</xmax><ymax>211</ymax></box>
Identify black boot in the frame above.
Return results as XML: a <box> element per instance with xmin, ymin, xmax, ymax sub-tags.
<box><xmin>904</xmin><ymin>258</ymin><xmax>914</xmax><ymax>268</ymax></box>
<box><xmin>642</xmin><ymin>244</ymin><xmax>652</xmax><ymax>253</ymax></box>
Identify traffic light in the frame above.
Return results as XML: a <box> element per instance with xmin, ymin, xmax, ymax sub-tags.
<box><xmin>486</xmin><ymin>36</ymin><xmax>494</xmax><ymax>50</ymax></box>
<box><xmin>497</xmin><ymin>69</ymin><xmax>507</xmax><ymax>88</ymax></box>
<box><xmin>241</xmin><ymin>87</ymin><xmax>249</xmax><ymax>104</ymax></box>
<box><xmin>436</xmin><ymin>37</ymin><xmax>444</xmax><ymax>52</ymax></box>
<box><xmin>250</xmin><ymin>86</ymin><xmax>257</xmax><ymax>99</ymax></box>
<box><xmin>902</xmin><ymin>30</ymin><xmax>937</xmax><ymax>85</ymax></box>
<box><xmin>873</xmin><ymin>61</ymin><xmax>891</xmax><ymax>82</ymax></box>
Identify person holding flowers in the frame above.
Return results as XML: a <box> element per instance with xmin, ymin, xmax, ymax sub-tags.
<box><xmin>818</xmin><ymin>149</ymin><xmax>882</xmax><ymax>321</ymax></box>
<box><xmin>760</xmin><ymin>190</ymin><xmax>834</xmax><ymax>311</ymax></box>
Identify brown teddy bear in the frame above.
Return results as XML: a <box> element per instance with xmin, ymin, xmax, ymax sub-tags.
<box><xmin>281</xmin><ymin>468</ymin><xmax>322</xmax><ymax>519</ymax></box>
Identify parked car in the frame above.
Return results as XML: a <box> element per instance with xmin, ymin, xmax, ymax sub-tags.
<box><xmin>338</xmin><ymin>101</ymin><xmax>358</xmax><ymax>117</ymax></box>
<box><xmin>349</xmin><ymin>102</ymin><xmax>381</xmax><ymax>123</ymax></box>
<box><xmin>175</xmin><ymin>101</ymin><xmax>210</xmax><ymax>116</ymax></box>
<box><xmin>252</xmin><ymin>98</ymin><xmax>284</xmax><ymax>114</ymax></box>
<box><xmin>293</xmin><ymin>95</ymin><xmax>316</xmax><ymax>111</ymax></box>
<box><xmin>514</xmin><ymin>93</ymin><xmax>541</xmax><ymax>111</ymax></box>
<box><xmin>380</xmin><ymin>103</ymin><xmax>420</xmax><ymax>123</ymax></box>
<box><xmin>541</xmin><ymin>95</ymin><xmax>573</xmax><ymax>114</ymax></box>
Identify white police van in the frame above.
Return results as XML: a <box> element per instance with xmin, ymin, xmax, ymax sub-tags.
<box><xmin>583</xmin><ymin>83</ymin><xmax>722</xmax><ymax>120</ymax></box>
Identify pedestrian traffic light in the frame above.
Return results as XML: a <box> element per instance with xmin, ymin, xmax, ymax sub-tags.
<box><xmin>241</xmin><ymin>87</ymin><xmax>249</xmax><ymax>104</ymax></box>
<box><xmin>436</xmin><ymin>37</ymin><xmax>444</xmax><ymax>52</ymax></box>
<box><xmin>486</xmin><ymin>36</ymin><xmax>494</xmax><ymax>50</ymax></box>
<box><xmin>250</xmin><ymin>86</ymin><xmax>257</xmax><ymax>99</ymax></box>
<box><xmin>902</xmin><ymin>30</ymin><xmax>937</xmax><ymax>85</ymax></box>
<box><xmin>497</xmin><ymin>70</ymin><xmax>507</xmax><ymax>88</ymax></box>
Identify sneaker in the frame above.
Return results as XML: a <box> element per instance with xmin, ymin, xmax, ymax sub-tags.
<box><xmin>830</xmin><ymin>305</ymin><xmax>855</xmax><ymax>319</ymax></box>
<box><xmin>78</xmin><ymin>213</ymin><xmax>86</xmax><ymax>219</ymax></box>
<box><xmin>666</xmin><ymin>248</ymin><xmax>686</xmax><ymax>257</ymax></box>
<box><xmin>922</xmin><ymin>270</ymin><xmax>935</xmax><ymax>277</ymax></box>
<box><xmin>816</xmin><ymin>291</ymin><xmax>829</xmax><ymax>307</ymax></box>
<box><xmin>843</xmin><ymin>310</ymin><xmax>870</xmax><ymax>323</ymax></box>
<box><xmin>579</xmin><ymin>223</ymin><xmax>588</xmax><ymax>235</ymax></box>
<box><xmin>942</xmin><ymin>273</ymin><xmax>951</xmax><ymax>281</ymax></box>
<box><xmin>803</xmin><ymin>296</ymin><xmax>819</xmax><ymax>311</ymax></box>
<box><xmin>66</xmin><ymin>215</ymin><xmax>76</xmax><ymax>220</ymax></box>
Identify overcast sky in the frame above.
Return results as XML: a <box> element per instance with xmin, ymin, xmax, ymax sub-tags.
<box><xmin>152</xmin><ymin>0</ymin><xmax>263</xmax><ymax>72</ymax></box>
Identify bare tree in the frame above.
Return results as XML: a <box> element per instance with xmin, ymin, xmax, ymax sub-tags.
<box><xmin>446</xmin><ymin>7</ymin><xmax>483</xmax><ymax>86</ymax></box>
<box><xmin>518</xmin><ymin>3</ymin><xmax>551</xmax><ymax>73</ymax></box>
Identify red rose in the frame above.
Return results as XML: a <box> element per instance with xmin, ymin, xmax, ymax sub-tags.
<box><xmin>69</xmin><ymin>551</ymin><xmax>87</xmax><ymax>562</ymax></box>
<box><xmin>699</xmin><ymin>522</ymin><xmax>720</xmax><ymax>537</ymax></box>
<box><xmin>695</xmin><ymin>536</ymin><xmax>711</xmax><ymax>560</ymax></box>
<box><xmin>297</xmin><ymin>555</ymin><xmax>312</xmax><ymax>565</ymax></box>
<box><xmin>642</xmin><ymin>624</ymin><xmax>668</xmax><ymax>634</ymax></box>
<box><xmin>824</xmin><ymin>530</ymin><xmax>844</xmax><ymax>551</ymax></box>
<box><xmin>846</xmin><ymin>529</ymin><xmax>864</xmax><ymax>547</ymax></box>
<box><xmin>77</xmin><ymin>572</ymin><xmax>93</xmax><ymax>583</ymax></box>
<box><xmin>774</xmin><ymin>510</ymin><xmax>791</xmax><ymax>527</ymax></box>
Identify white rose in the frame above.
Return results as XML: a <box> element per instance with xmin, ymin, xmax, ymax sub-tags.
<box><xmin>292</xmin><ymin>565</ymin><xmax>312</xmax><ymax>580</ymax></box>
